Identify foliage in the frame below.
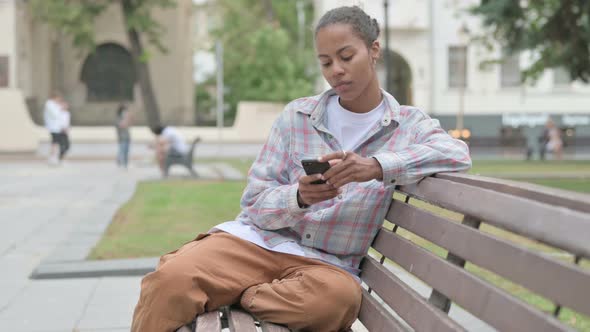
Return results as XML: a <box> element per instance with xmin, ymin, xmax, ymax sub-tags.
<box><xmin>29</xmin><ymin>0</ymin><xmax>175</xmax><ymax>55</ymax></box>
<box><xmin>470</xmin><ymin>0</ymin><xmax>590</xmax><ymax>83</ymax></box>
<box><xmin>207</xmin><ymin>0</ymin><xmax>317</xmax><ymax>121</ymax></box>
<box><xmin>29</xmin><ymin>1</ymin><xmax>106</xmax><ymax>49</ymax></box>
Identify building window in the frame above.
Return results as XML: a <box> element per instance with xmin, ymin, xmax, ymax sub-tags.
<box><xmin>80</xmin><ymin>43</ymin><xmax>136</xmax><ymax>101</ymax></box>
<box><xmin>554</xmin><ymin>67</ymin><xmax>572</xmax><ymax>86</ymax></box>
<box><xmin>500</xmin><ymin>53</ymin><xmax>520</xmax><ymax>87</ymax></box>
<box><xmin>448</xmin><ymin>46</ymin><xmax>467</xmax><ymax>88</ymax></box>
<box><xmin>0</xmin><ymin>56</ymin><xmax>8</xmax><ymax>88</ymax></box>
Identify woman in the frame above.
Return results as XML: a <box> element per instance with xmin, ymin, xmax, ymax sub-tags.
<box><xmin>132</xmin><ymin>6</ymin><xmax>471</xmax><ymax>332</ymax></box>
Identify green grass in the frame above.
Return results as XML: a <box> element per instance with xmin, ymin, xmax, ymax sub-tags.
<box><xmin>521</xmin><ymin>178</ymin><xmax>590</xmax><ymax>193</ymax></box>
<box><xmin>88</xmin><ymin>180</ymin><xmax>245</xmax><ymax>259</ymax></box>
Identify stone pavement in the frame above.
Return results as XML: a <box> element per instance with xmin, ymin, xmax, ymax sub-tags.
<box><xmin>0</xmin><ymin>160</ymin><xmax>247</xmax><ymax>332</ymax></box>
<box><xmin>0</xmin><ymin>157</ymin><xmax>494</xmax><ymax>332</ymax></box>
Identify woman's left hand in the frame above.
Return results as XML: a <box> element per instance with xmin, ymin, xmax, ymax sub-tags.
<box><xmin>320</xmin><ymin>151</ymin><xmax>383</xmax><ymax>189</ymax></box>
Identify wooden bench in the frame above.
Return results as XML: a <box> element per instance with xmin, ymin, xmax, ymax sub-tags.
<box><xmin>164</xmin><ymin>136</ymin><xmax>201</xmax><ymax>177</ymax></box>
<box><xmin>180</xmin><ymin>173</ymin><xmax>590</xmax><ymax>331</ymax></box>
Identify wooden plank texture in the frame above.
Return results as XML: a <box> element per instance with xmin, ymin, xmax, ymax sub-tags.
<box><xmin>195</xmin><ymin>311</ymin><xmax>221</xmax><ymax>332</ymax></box>
<box><xmin>358</xmin><ymin>288</ymin><xmax>408</xmax><ymax>332</ymax></box>
<box><xmin>372</xmin><ymin>228</ymin><xmax>570</xmax><ymax>332</ymax></box>
<box><xmin>386</xmin><ymin>199</ymin><xmax>590</xmax><ymax>316</ymax></box>
<box><xmin>361</xmin><ymin>257</ymin><xmax>466</xmax><ymax>332</ymax></box>
<box><xmin>398</xmin><ymin>177</ymin><xmax>590</xmax><ymax>258</ymax></box>
<box><xmin>436</xmin><ymin>172</ymin><xmax>590</xmax><ymax>213</ymax></box>
<box><xmin>226</xmin><ymin>307</ymin><xmax>258</xmax><ymax>332</ymax></box>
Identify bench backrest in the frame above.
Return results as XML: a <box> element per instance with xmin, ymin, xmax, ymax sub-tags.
<box><xmin>359</xmin><ymin>173</ymin><xmax>590</xmax><ymax>332</ymax></box>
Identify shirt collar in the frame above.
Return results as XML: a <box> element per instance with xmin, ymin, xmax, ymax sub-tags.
<box><xmin>297</xmin><ymin>88</ymin><xmax>401</xmax><ymax>128</ymax></box>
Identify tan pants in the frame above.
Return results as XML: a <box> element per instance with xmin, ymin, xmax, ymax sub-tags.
<box><xmin>131</xmin><ymin>232</ymin><xmax>362</xmax><ymax>332</ymax></box>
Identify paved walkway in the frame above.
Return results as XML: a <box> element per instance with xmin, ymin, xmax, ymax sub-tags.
<box><xmin>0</xmin><ymin>158</ymin><xmax>496</xmax><ymax>332</ymax></box>
<box><xmin>0</xmin><ymin>160</ymin><xmax>249</xmax><ymax>332</ymax></box>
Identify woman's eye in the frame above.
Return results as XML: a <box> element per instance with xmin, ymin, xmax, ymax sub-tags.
<box><xmin>342</xmin><ymin>56</ymin><xmax>353</xmax><ymax>62</ymax></box>
<box><xmin>321</xmin><ymin>62</ymin><xmax>331</xmax><ymax>68</ymax></box>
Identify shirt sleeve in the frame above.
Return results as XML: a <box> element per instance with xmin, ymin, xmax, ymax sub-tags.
<box><xmin>239</xmin><ymin>106</ymin><xmax>307</xmax><ymax>230</ymax></box>
<box><xmin>373</xmin><ymin>110</ymin><xmax>472</xmax><ymax>186</ymax></box>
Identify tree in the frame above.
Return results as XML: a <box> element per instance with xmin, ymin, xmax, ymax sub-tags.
<box><xmin>470</xmin><ymin>0</ymin><xmax>590</xmax><ymax>83</ymax></box>
<box><xmin>29</xmin><ymin>0</ymin><xmax>176</xmax><ymax>129</ymax></box>
<box><xmin>208</xmin><ymin>0</ymin><xmax>316</xmax><ymax>123</ymax></box>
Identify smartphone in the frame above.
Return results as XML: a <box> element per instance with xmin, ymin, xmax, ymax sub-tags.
<box><xmin>301</xmin><ymin>159</ymin><xmax>331</xmax><ymax>184</ymax></box>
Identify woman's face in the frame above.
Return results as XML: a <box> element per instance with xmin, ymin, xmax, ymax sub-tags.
<box><xmin>315</xmin><ymin>24</ymin><xmax>379</xmax><ymax>102</ymax></box>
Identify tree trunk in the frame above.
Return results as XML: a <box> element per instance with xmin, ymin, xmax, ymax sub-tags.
<box><xmin>121</xmin><ymin>0</ymin><xmax>161</xmax><ymax>130</ymax></box>
<box><xmin>263</xmin><ymin>0</ymin><xmax>274</xmax><ymax>23</ymax></box>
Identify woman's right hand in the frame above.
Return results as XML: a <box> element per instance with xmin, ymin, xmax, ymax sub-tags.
<box><xmin>297</xmin><ymin>174</ymin><xmax>340</xmax><ymax>207</ymax></box>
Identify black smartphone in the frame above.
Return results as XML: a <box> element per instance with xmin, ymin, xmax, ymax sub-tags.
<box><xmin>301</xmin><ymin>159</ymin><xmax>331</xmax><ymax>184</ymax></box>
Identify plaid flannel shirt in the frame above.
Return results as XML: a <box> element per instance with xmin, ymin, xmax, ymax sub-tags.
<box><xmin>233</xmin><ymin>89</ymin><xmax>471</xmax><ymax>274</ymax></box>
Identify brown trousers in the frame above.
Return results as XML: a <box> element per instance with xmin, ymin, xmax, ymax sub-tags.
<box><xmin>131</xmin><ymin>232</ymin><xmax>362</xmax><ymax>332</ymax></box>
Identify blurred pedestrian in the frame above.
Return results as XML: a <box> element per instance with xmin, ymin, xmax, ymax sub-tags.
<box><xmin>58</xmin><ymin>100</ymin><xmax>71</xmax><ymax>162</ymax></box>
<box><xmin>43</xmin><ymin>91</ymin><xmax>69</xmax><ymax>165</ymax></box>
<box><xmin>115</xmin><ymin>103</ymin><xmax>132</xmax><ymax>168</ymax></box>
<box><xmin>543</xmin><ymin>118</ymin><xmax>563</xmax><ymax>160</ymax></box>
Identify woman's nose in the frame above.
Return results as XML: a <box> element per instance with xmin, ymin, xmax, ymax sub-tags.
<box><xmin>331</xmin><ymin>62</ymin><xmax>345</xmax><ymax>76</ymax></box>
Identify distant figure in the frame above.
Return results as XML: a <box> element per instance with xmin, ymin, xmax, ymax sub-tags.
<box><xmin>43</xmin><ymin>91</ymin><xmax>69</xmax><ymax>165</ymax></box>
<box><xmin>544</xmin><ymin>118</ymin><xmax>563</xmax><ymax>160</ymax></box>
<box><xmin>58</xmin><ymin>101</ymin><xmax>71</xmax><ymax>162</ymax></box>
<box><xmin>151</xmin><ymin>126</ymin><xmax>189</xmax><ymax>176</ymax></box>
<box><xmin>115</xmin><ymin>103</ymin><xmax>132</xmax><ymax>168</ymax></box>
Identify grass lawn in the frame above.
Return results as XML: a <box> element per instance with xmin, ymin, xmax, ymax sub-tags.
<box><xmin>89</xmin><ymin>158</ymin><xmax>589</xmax><ymax>330</ymax></box>
<box><xmin>89</xmin><ymin>180</ymin><xmax>245</xmax><ymax>259</ymax></box>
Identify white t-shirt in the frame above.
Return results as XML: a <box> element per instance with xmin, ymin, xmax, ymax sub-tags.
<box><xmin>43</xmin><ymin>99</ymin><xmax>63</xmax><ymax>133</ymax></box>
<box><xmin>60</xmin><ymin>110</ymin><xmax>70</xmax><ymax>131</ymax></box>
<box><xmin>326</xmin><ymin>95</ymin><xmax>385</xmax><ymax>151</ymax></box>
<box><xmin>162</xmin><ymin>127</ymin><xmax>189</xmax><ymax>154</ymax></box>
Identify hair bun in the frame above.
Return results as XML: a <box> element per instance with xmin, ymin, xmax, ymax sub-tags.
<box><xmin>373</xmin><ymin>18</ymin><xmax>381</xmax><ymax>35</ymax></box>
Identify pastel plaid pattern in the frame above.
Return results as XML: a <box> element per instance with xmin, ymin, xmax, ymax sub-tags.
<box><xmin>234</xmin><ymin>89</ymin><xmax>472</xmax><ymax>274</ymax></box>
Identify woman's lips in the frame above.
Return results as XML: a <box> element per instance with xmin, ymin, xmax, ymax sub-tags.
<box><xmin>333</xmin><ymin>82</ymin><xmax>352</xmax><ymax>93</ymax></box>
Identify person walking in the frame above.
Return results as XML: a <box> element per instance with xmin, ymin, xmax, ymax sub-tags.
<box><xmin>115</xmin><ymin>103</ymin><xmax>132</xmax><ymax>168</ymax></box>
<box><xmin>544</xmin><ymin>118</ymin><xmax>563</xmax><ymax>160</ymax></box>
<box><xmin>57</xmin><ymin>100</ymin><xmax>71</xmax><ymax>163</ymax></box>
<box><xmin>43</xmin><ymin>91</ymin><xmax>67</xmax><ymax>165</ymax></box>
<box><xmin>131</xmin><ymin>6</ymin><xmax>472</xmax><ymax>332</ymax></box>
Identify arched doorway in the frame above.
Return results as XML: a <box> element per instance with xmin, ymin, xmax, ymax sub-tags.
<box><xmin>80</xmin><ymin>43</ymin><xmax>136</xmax><ymax>102</ymax></box>
<box><xmin>378</xmin><ymin>50</ymin><xmax>413</xmax><ymax>106</ymax></box>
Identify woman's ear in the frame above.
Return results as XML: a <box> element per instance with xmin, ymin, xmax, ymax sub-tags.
<box><xmin>370</xmin><ymin>40</ymin><xmax>381</xmax><ymax>62</ymax></box>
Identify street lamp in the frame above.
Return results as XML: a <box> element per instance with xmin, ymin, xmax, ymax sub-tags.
<box><xmin>452</xmin><ymin>23</ymin><xmax>470</xmax><ymax>140</ymax></box>
<box><xmin>383</xmin><ymin>0</ymin><xmax>391</xmax><ymax>93</ymax></box>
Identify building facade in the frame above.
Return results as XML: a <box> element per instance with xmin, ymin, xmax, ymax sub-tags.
<box><xmin>314</xmin><ymin>0</ymin><xmax>590</xmax><ymax>153</ymax></box>
<box><xmin>2</xmin><ymin>0</ymin><xmax>194</xmax><ymax>127</ymax></box>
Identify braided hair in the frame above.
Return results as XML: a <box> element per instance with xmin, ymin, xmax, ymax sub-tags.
<box><xmin>315</xmin><ymin>6</ymin><xmax>380</xmax><ymax>48</ymax></box>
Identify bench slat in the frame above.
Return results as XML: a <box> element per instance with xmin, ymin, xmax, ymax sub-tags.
<box><xmin>195</xmin><ymin>311</ymin><xmax>221</xmax><ymax>332</ymax></box>
<box><xmin>372</xmin><ymin>228</ymin><xmax>571</xmax><ymax>332</ymax></box>
<box><xmin>358</xmin><ymin>288</ymin><xmax>408</xmax><ymax>332</ymax></box>
<box><xmin>436</xmin><ymin>173</ymin><xmax>590</xmax><ymax>213</ymax></box>
<box><xmin>361</xmin><ymin>257</ymin><xmax>466</xmax><ymax>332</ymax></box>
<box><xmin>226</xmin><ymin>307</ymin><xmax>258</xmax><ymax>332</ymax></box>
<box><xmin>387</xmin><ymin>199</ymin><xmax>590</xmax><ymax>316</ymax></box>
<box><xmin>398</xmin><ymin>177</ymin><xmax>590</xmax><ymax>258</ymax></box>
<box><xmin>260</xmin><ymin>321</ymin><xmax>291</xmax><ymax>332</ymax></box>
